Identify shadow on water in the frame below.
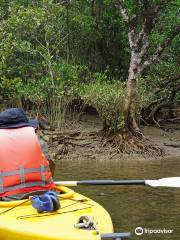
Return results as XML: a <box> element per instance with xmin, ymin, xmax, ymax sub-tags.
<box><xmin>54</xmin><ymin>157</ymin><xmax>180</xmax><ymax>240</ymax></box>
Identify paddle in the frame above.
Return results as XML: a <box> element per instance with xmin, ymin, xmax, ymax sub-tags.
<box><xmin>55</xmin><ymin>177</ymin><xmax>180</xmax><ymax>188</ymax></box>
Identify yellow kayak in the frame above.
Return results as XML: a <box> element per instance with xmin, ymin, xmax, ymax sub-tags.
<box><xmin>0</xmin><ymin>186</ymin><xmax>114</xmax><ymax>240</ymax></box>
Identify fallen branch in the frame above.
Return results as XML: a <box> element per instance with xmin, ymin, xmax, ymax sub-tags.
<box><xmin>164</xmin><ymin>143</ymin><xmax>180</xmax><ymax>148</ymax></box>
<box><xmin>66</xmin><ymin>141</ymin><xmax>92</xmax><ymax>147</ymax></box>
<box><xmin>166</xmin><ymin>118</ymin><xmax>180</xmax><ymax>123</ymax></box>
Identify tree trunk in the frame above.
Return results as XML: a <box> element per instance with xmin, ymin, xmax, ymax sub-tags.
<box><xmin>124</xmin><ymin>52</ymin><xmax>141</xmax><ymax>132</ymax></box>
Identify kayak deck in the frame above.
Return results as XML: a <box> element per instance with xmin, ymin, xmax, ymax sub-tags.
<box><xmin>0</xmin><ymin>186</ymin><xmax>113</xmax><ymax>240</ymax></box>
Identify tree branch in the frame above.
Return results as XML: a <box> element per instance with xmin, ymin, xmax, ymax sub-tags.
<box><xmin>142</xmin><ymin>25</ymin><xmax>180</xmax><ymax>71</ymax></box>
<box><xmin>116</xmin><ymin>1</ymin><xmax>138</xmax><ymax>50</ymax></box>
<box><xmin>159</xmin><ymin>74</ymin><xmax>180</xmax><ymax>89</ymax></box>
<box><xmin>138</xmin><ymin>32</ymin><xmax>149</xmax><ymax>57</ymax></box>
<box><xmin>115</xmin><ymin>0</ymin><xmax>129</xmax><ymax>23</ymax></box>
<box><xmin>135</xmin><ymin>1</ymin><xmax>171</xmax><ymax>53</ymax></box>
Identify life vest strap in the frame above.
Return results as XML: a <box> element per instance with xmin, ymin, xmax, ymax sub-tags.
<box><xmin>19</xmin><ymin>166</ymin><xmax>26</xmax><ymax>187</ymax></box>
<box><xmin>2</xmin><ymin>180</ymin><xmax>54</xmax><ymax>192</ymax></box>
<box><xmin>0</xmin><ymin>166</ymin><xmax>52</xmax><ymax>193</ymax></box>
<box><xmin>0</xmin><ymin>171</ymin><xmax>3</xmax><ymax>193</ymax></box>
<box><xmin>40</xmin><ymin>165</ymin><xmax>46</xmax><ymax>185</ymax></box>
<box><xmin>0</xmin><ymin>166</ymin><xmax>50</xmax><ymax>177</ymax></box>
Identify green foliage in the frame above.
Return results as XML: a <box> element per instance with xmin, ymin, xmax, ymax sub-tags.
<box><xmin>53</xmin><ymin>64</ymin><xmax>91</xmax><ymax>97</ymax></box>
<box><xmin>139</xmin><ymin>56</ymin><xmax>180</xmax><ymax>108</ymax></box>
<box><xmin>0</xmin><ymin>0</ymin><xmax>66</xmax><ymax>81</ymax></box>
<box><xmin>18</xmin><ymin>78</ymin><xmax>52</xmax><ymax>102</ymax></box>
<box><xmin>0</xmin><ymin>77</ymin><xmax>22</xmax><ymax>99</ymax></box>
<box><xmin>0</xmin><ymin>76</ymin><xmax>52</xmax><ymax>102</ymax></box>
<box><xmin>0</xmin><ymin>0</ymin><xmax>179</xmax><ymax>129</ymax></box>
<box><xmin>79</xmin><ymin>80</ymin><xmax>125</xmax><ymax>129</ymax></box>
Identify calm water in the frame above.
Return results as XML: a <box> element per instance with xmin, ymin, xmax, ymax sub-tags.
<box><xmin>54</xmin><ymin>157</ymin><xmax>180</xmax><ymax>240</ymax></box>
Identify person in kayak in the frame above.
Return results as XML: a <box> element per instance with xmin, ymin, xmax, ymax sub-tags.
<box><xmin>0</xmin><ymin>108</ymin><xmax>55</xmax><ymax>201</ymax></box>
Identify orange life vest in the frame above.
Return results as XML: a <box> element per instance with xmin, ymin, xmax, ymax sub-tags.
<box><xmin>0</xmin><ymin>127</ymin><xmax>55</xmax><ymax>197</ymax></box>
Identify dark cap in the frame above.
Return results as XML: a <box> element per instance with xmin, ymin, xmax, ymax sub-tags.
<box><xmin>0</xmin><ymin>108</ymin><xmax>39</xmax><ymax>129</ymax></box>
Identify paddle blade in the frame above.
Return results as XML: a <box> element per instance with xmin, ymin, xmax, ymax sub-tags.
<box><xmin>146</xmin><ymin>177</ymin><xmax>180</xmax><ymax>188</ymax></box>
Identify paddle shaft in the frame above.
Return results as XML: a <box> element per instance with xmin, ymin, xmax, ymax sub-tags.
<box><xmin>55</xmin><ymin>180</ymin><xmax>145</xmax><ymax>186</ymax></box>
<box><xmin>55</xmin><ymin>177</ymin><xmax>180</xmax><ymax>187</ymax></box>
<box><xmin>78</xmin><ymin>180</ymin><xmax>145</xmax><ymax>185</ymax></box>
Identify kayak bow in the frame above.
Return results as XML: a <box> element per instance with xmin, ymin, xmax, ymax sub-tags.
<box><xmin>0</xmin><ymin>186</ymin><xmax>130</xmax><ymax>240</ymax></box>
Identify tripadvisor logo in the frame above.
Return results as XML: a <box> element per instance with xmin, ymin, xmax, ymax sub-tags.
<box><xmin>135</xmin><ymin>226</ymin><xmax>174</xmax><ymax>236</ymax></box>
<box><xmin>135</xmin><ymin>227</ymin><xmax>143</xmax><ymax>236</ymax></box>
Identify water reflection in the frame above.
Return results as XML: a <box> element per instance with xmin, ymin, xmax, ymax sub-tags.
<box><xmin>54</xmin><ymin>157</ymin><xmax>180</xmax><ymax>240</ymax></box>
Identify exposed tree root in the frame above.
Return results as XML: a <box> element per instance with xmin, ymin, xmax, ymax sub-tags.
<box><xmin>42</xmin><ymin>128</ymin><xmax>166</xmax><ymax>160</ymax></box>
<box><xmin>101</xmin><ymin>129</ymin><xmax>164</xmax><ymax>157</ymax></box>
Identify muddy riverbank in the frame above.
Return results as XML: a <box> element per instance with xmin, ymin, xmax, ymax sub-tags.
<box><xmin>41</xmin><ymin>115</ymin><xmax>180</xmax><ymax>162</ymax></box>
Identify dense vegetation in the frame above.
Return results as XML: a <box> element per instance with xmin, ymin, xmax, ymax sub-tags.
<box><xmin>0</xmin><ymin>0</ymin><xmax>179</xmax><ymax>133</ymax></box>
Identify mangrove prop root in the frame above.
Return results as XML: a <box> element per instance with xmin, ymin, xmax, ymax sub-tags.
<box><xmin>101</xmin><ymin>130</ymin><xmax>164</xmax><ymax>157</ymax></box>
